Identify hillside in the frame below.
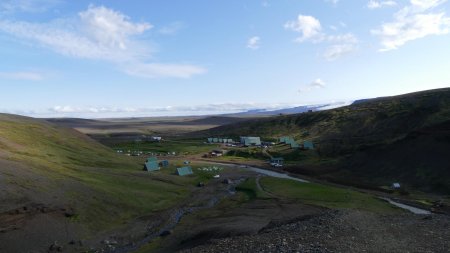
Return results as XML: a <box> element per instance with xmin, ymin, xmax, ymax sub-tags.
<box><xmin>194</xmin><ymin>88</ymin><xmax>450</xmax><ymax>193</ymax></box>
<box><xmin>0</xmin><ymin>114</ymin><xmax>190</xmax><ymax>252</ymax></box>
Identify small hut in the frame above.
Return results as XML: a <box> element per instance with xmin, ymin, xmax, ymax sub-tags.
<box><xmin>177</xmin><ymin>166</ymin><xmax>193</xmax><ymax>176</ymax></box>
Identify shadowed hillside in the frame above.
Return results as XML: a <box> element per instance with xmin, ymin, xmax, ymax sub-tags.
<box><xmin>0</xmin><ymin>114</ymin><xmax>190</xmax><ymax>251</ymax></box>
<box><xmin>193</xmin><ymin>88</ymin><xmax>450</xmax><ymax>193</ymax></box>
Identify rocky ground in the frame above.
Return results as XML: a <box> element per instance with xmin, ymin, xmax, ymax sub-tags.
<box><xmin>180</xmin><ymin>210</ymin><xmax>450</xmax><ymax>253</ymax></box>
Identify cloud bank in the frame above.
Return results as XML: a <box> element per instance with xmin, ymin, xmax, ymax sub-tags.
<box><xmin>0</xmin><ymin>5</ymin><xmax>206</xmax><ymax>78</ymax></box>
<box><xmin>284</xmin><ymin>15</ymin><xmax>359</xmax><ymax>61</ymax></box>
<box><xmin>372</xmin><ymin>0</ymin><xmax>450</xmax><ymax>51</ymax></box>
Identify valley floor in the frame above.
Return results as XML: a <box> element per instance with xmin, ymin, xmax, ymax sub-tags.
<box><xmin>128</xmin><ymin>163</ymin><xmax>449</xmax><ymax>253</ymax></box>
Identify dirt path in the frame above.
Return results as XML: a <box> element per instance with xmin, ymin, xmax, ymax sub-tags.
<box><xmin>255</xmin><ymin>175</ymin><xmax>275</xmax><ymax>198</ymax></box>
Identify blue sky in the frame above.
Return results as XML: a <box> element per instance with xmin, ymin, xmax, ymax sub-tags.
<box><xmin>0</xmin><ymin>0</ymin><xmax>449</xmax><ymax>118</ymax></box>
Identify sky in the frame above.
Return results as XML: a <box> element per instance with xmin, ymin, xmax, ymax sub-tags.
<box><xmin>0</xmin><ymin>0</ymin><xmax>449</xmax><ymax>118</ymax></box>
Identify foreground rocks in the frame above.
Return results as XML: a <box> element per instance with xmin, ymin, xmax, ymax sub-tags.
<box><xmin>180</xmin><ymin>210</ymin><xmax>450</xmax><ymax>253</ymax></box>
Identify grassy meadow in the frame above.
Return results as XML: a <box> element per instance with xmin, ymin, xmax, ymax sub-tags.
<box><xmin>260</xmin><ymin>177</ymin><xmax>398</xmax><ymax>213</ymax></box>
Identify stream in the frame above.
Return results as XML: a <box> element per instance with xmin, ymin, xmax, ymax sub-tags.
<box><xmin>379</xmin><ymin>197</ymin><xmax>431</xmax><ymax>215</ymax></box>
<box><xmin>243</xmin><ymin>165</ymin><xmax>309</xmax><ymax>183</ymax></box>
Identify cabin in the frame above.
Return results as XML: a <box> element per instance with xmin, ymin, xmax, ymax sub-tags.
<box><xmin>279</xmin><ymin>136</ymin><xmax>293</xmax><ymax>144</ymax></box>
<box><xmin>207</xmin><ymin>137</ymin><xmax>234</xmax><ymax>143</ymax></box>
<box><xmin>151</xmin><ymin>136</ymin><xmax>162</xmax><ymax>141</ymax></box>
<box><xmin>210</xmin><ymin>149</ymin><xmax>227</xmax><ymax>157</ymax></box>
<box><xmin>147</xmin><ymin>157</ymin><xmax>158</xmax><ymax>162</ymax></box>
<box><xmin>159</xmin><ymin>160</ymin><xmax>169</xmax><ymax>167</ymax></box>
<box><xmin>270</xmin><ymin>157</ymin><xmax>284</xmax><ymax>165</ymax></box>
<box><xmin>279</xmin><ymin>136</ymin><xmax>289</xmax><ymax>143</ymax></box>
<box><xmin>240</xmin><ymin>136</ymin><xmax>261</xmax><ymax>146</ymax></box>
<box><xmin>290</xmin><ymin>142</ymin><xmax>300</xmax><ymax>149</ymax></box>
<box><xmin>177</xmin><ymin>166</ymin><xmax>193</xmax><ymax>176</ymax></box>
<box><xmin>392</xmin><ymin>183</ymin><xmax>401</xmax><ymax>189</ymax></box>
<box><xmin>144</xmin><ymin>157</ymin><xmax>160</xmax><ymax>172</ymax></box>
<box><xmin>303</xmin><ymin>141</ymin><xmax>314</xmax><ymax>150</ymax></box>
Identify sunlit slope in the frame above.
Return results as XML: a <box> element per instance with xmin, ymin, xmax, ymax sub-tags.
<box><xmin>197</xmin><ymin>88</ymin><xmax>450</xmax><ymax>193</ymax></box>
<box><xmin>200</xmin><ymin>88</ymin><xmax>450</xmax><ymax>150</ymax></box>
<box><xmin>0</xmin><ymin>113</ymin><xmax>188</xmax><ymax>232</ymax></box>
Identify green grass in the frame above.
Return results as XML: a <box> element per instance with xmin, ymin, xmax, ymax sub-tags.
<box><xmin>236</xmin><ymin>178</ymin><xmax>270</xmax><ymax>200</ymax></box>
<box><xmin>225</xmin><ymin>147</ymin><xmax>269</xmax><ymax>160</ymax></box>
<box><xmin>260</xmin><ymin>177</ymin><xmax>398</xmax><ymax>213</ymax></box>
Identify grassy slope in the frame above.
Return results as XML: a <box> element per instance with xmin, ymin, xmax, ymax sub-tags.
<box><xmin>199</xmin><ymin>88</ymin><xmax>450</xmax><ymax>149</ymax></box>
<box><xmin>193</xmin><ymin>88</ymin><xmax>450</xmax><ymax>193</ymax></box>
<box><xmin>260</xmin><ymin>177</ymin><xmax>396</xmax><ymax>213</ymax></box>
<box><xmin>0</xmin><ymin>114</ymin><xmax>192</xmax><ymax>234</ymax></box>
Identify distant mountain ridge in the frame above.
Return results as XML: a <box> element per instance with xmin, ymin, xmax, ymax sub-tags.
<box><xmin>231</xmin><ymin>101</ymin><xmax>353</xmax><ymax>116</ymax></box>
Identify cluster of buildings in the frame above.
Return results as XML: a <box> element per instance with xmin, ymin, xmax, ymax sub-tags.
<box><xmin>206</xmin><ymin>136</ymin><xmax>262</xmax><ymax>146</ymax></box>
<box><xmin>240</xmin><ymin>136</ymin><xmax>261</xmax><ymax>146</ymax></box>
<box><xmin>279</xmin><ymin>136</ymin><xmax>299</xmax><ymax>148</ymax></box>
<box><xmin>279</xmin><ymin>136</ymin><xmax>314</xmax><ymax>150</ymax></box>
<box><xmin>144</xmin><ymin>157</ymin><xmax>193</xmax><ymax>176</ymax></box>
<box><xmin>206</xmin><ymin>135</ymin><xmax>313</xmax><ymax>150</ymax></box>
<box><xmin>207</xmin><ymin>138</ymin><xmax>234</xmax><ymax>143</ymax></box>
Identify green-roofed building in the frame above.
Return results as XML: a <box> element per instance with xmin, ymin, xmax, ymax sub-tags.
<box><xmin>290</xmin><ymin>142</ymin><xmax>300</xmax><ymax>149</ymax></box>
<box><xmin>176</xmin><ymin>166</ymin><xmax>193</xmax><ymax>176</ymax></box>
<box><xmin>207</xmin><ymin>138</ymin><xmax>213</xmax><ymax>143</ymax></box>
<box><xmin>270</xmin><ymin>157</ymin><xmax>284</xmax><ymax>164</ymax></box>
<box><xmin>303</xmin><ymin>141</ymin><xmax>314</xmax><ymax>150</ymax></box>
<box><xmin>147</xmin><ymin>156</ymin><xmax>158</xmax><ymax>162</ymax></box>
<box><xmin>280</xmin><ymin>136</ymin><xmax>296</xmax><ymax>144</ymax></box>
<box><xmin>160</xmin><ymin>160</ymin><xmax>169</xmax><ymax>167</ymax></box>
<box><xmin>213</xmin><ymin>138</ymin><xmax>219</xmax><ymax>143</ymax></box>
<box><xmin>240</xmin><ymin>136</ymin><xmax>261</xmax><ymax>146</ymax></box>
<box><xmin>144</xmin><ymin>161</ymin><xmax>160</xmax><ymax>171</ymax></box>
<box><xmin>279</xmin><ymin>136</ymin><xmax>289</xmax><ymax>143</ymax></box>
<box><xmin>144</xmin><ymin>156</ymin><xmax>160</xmax><ymax>171</ymax></box>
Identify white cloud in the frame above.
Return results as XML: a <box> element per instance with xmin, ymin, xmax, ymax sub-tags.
<box><xmin>284</xmin><ymin>15</ymin><xmax>323</xmax><ymax>42</ymax></box>
<box><xmin>327</xmin><ymin>33</ymin><xmax>359</xmax><ymax>43</ymax></box>
<box><xmin>311</xmin><ymin>78</ymin><xmax>326</xmax><ymax>88</ymax></box>
<box><xmin>323</xmin><ymin>44</ymin><xmax>358</xmax><ymax>61</ymax></box>
<box><xmin>0</xmin><ymin>71</ymin><xmax>43</xmax><ymax>81</ymax></box>
<box><xmin>367</xmin><ymin>1</ymin><xmax>397</xmax><ymax>9</ymax></box>
<box><xmin>247</xmin><ymin>36</ymin><xmax>261</xmax><ymax>50</ymax></box>
<box><xmin>410</xmin><ymin>0</ymin><xmax>448</xmax><ymax>11</ymax></box>
<box><xmin>0</xmin><ymin>5</ymin><xmax>206</xmax><ymax>78</ymax></box>
<box><xmin>299</xmin><ymin>78</ymin><xmax>326</xmax><ymax>93</ymax></box>
<box><xmin>124</xmin><ymin>63</ymin><xmax>207</xmax><ymax>79</ymax></box>
<box><xmin>372</xmin><ymin>0</ymin><xmax>450</xmax><ymax>51</ymax></box>
<box><xmin>285</xmin><ymin>15</ymin><xmax>359</xmax><ymax>60</ymax></box>
<box><xmin>46</xmin><ymin>102</ymin><xmax>304</xmax><ymax>117</ymax></box>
